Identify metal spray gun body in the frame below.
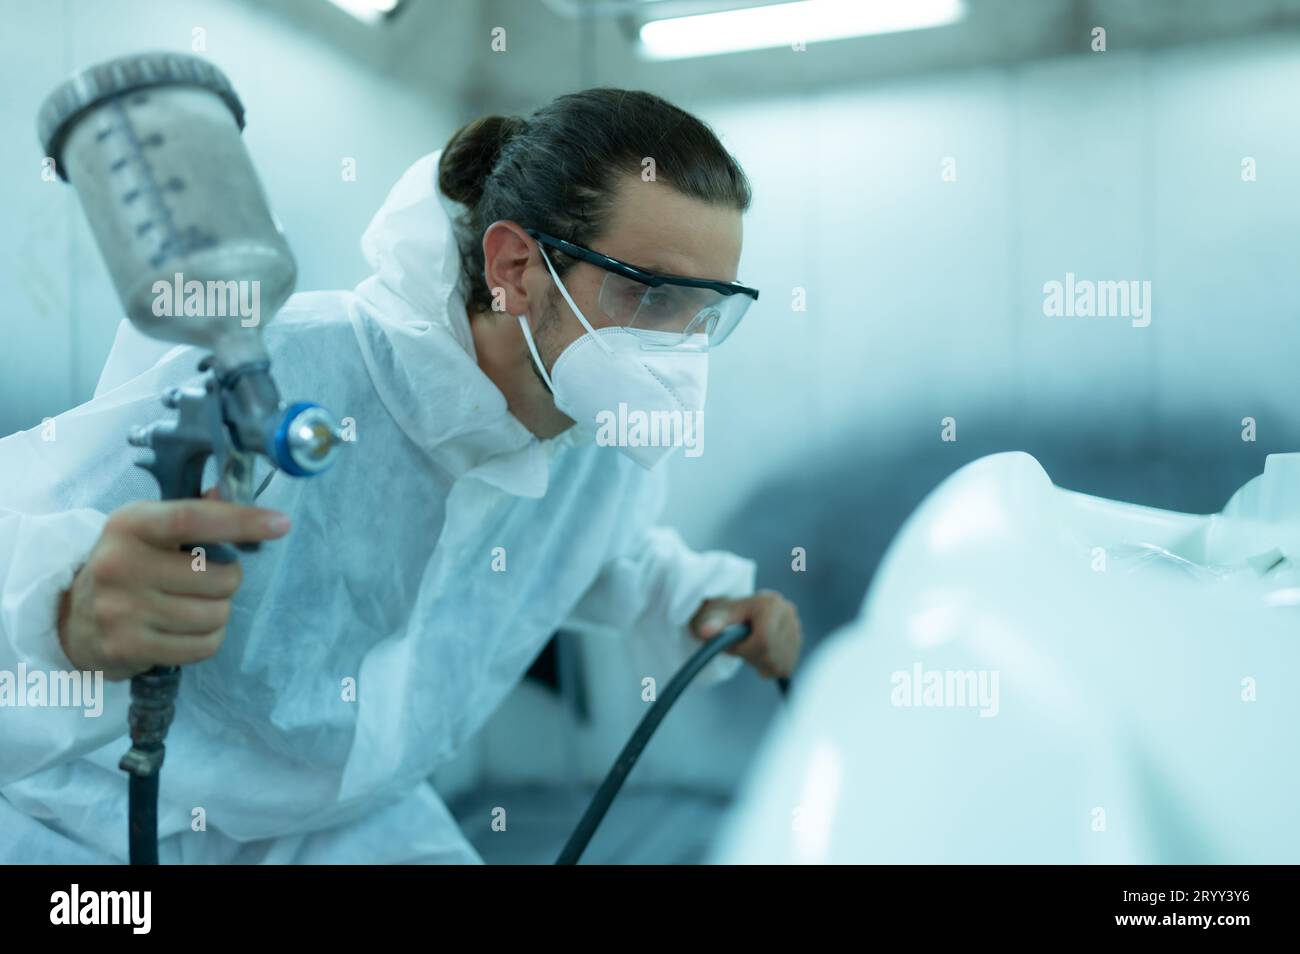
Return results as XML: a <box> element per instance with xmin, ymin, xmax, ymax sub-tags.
<box><xmin>38</xmin><ymin>52</ymin><xmax>344</xmax><ymax>864</ymax></box>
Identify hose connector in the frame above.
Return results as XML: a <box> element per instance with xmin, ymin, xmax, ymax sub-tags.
<box><xmin>119</xmin><ymin>665</ymin><xmax>182</xmax><ymax>779</ymax></box>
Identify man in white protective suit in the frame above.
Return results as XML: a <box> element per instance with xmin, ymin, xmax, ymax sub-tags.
<box><xmin>0</xmin><ymin>89</ymin><xmax>802</xmax><ymax>863</ymax></box>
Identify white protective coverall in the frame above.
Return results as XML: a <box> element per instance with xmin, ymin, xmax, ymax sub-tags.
<box><xmin>0</xmin><ymin>149</ymin><xmax>752</xmax><ymax>863</ymax></box>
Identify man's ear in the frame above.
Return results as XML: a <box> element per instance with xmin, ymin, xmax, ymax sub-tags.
<box><xmin>481</xmin><ymin>220</ymin><xmax>535</xmax><ymax>316</ymax></box>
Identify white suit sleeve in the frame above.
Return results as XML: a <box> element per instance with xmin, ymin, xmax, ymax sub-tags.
<box><xmin>0</xmin><ymin>507</ymin><xmax>130</xmax><ymax>786</ymax></box>
<box><xmin>565</xmin><ymin>525</ymin><xmax>757</xmax><ymax>688</ymax></box>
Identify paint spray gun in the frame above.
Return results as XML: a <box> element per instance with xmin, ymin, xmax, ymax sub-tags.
<box><xmin>37</xmin><ymin>52</ymin><xmax>344</xmax><ymax>864</ymax></box>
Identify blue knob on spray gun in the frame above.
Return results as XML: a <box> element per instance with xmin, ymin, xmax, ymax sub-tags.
<box><xmin>272</xmin><ymin>402</ymin><xmax>344</xmax><ymax>477</ymax></box>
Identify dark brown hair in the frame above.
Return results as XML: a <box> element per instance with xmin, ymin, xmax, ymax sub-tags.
<box><xmin>438</xmin><ymin>88</ymin><xmax>752</xmax><ymax>315</ymax></box>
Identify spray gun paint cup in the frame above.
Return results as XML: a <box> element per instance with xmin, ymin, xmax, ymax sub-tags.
<box><xmin>39</xmin><ymin>52</ymin><xmax>295</xmax><ymax>370</ymax></box>
<box><xmin>38</xmin><ymin>52</ymin><xmax>340</xmax><ymax>474</ymax></box>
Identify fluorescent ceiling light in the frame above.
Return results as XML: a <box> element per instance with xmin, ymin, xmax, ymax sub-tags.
<box><xmin>639</xmin><ymin>0</ymin><xmax>966</xmax><ymax>60</ymax></box>
<box><xmin>326</xmin><ymin>0</ymin><xmax>401</xmax><ymax>25</ymax></box>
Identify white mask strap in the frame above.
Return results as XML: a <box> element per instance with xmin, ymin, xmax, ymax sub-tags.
<box><xmin>537</xmin><ymin>243</ymin><xmax>615</xmax><ymax>355</ymax></box>
<box><xmin>516</xmin><ymin>313</ymin><xmax>556</xmax><ymax>393</ymax></box>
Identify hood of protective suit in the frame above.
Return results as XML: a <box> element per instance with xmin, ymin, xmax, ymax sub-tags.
<box><xmin>356</xmin><ymin>150</ymin><xmax>474</xmax><ymax>354</ymax></box>
<box><xmin>348</xmin><ymin>150</ymin><xmax>586</xmax><ymax>496</ymax></box>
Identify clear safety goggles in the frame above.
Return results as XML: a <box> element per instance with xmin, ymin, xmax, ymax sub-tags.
<box><xmin>526</xmin><ymin>228</ymin><xmax>758</xmax><ymax>347</ymax></box>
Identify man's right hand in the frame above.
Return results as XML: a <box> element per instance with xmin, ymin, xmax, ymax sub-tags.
<box><xmin>57</xmin><ymin>500</ymin><xmax>291</xmax><ymax>680</ymax></box>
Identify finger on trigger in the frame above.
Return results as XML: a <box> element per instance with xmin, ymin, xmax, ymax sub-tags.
<box><xmin>129</xmin><ymin>500</ymin><xmax>291</xmax><ymax>548</ymax></box>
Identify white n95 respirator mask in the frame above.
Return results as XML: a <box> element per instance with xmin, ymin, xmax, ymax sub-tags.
<box><xmin>516</xmin><ymin>245</ymin><xmax>708</xmax><ymax>470</ymax></box>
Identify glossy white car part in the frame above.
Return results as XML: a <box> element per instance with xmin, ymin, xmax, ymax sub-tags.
<box><xmin>714</xmin><ymin>451</ymin><xmax>1300</xmax><ymax>863</ymax></box>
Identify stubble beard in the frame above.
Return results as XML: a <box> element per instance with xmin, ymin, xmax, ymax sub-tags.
<box><xmin>527</xmin><ymin>288</ymin><xmax>563</xmax><ymax>395</ymax></box>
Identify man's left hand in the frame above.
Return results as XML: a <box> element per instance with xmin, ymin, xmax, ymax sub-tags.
<box><xmin>689</xmin><ymin>590</ymin><xmax>802</xmax><ymax>679</ymax></box>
